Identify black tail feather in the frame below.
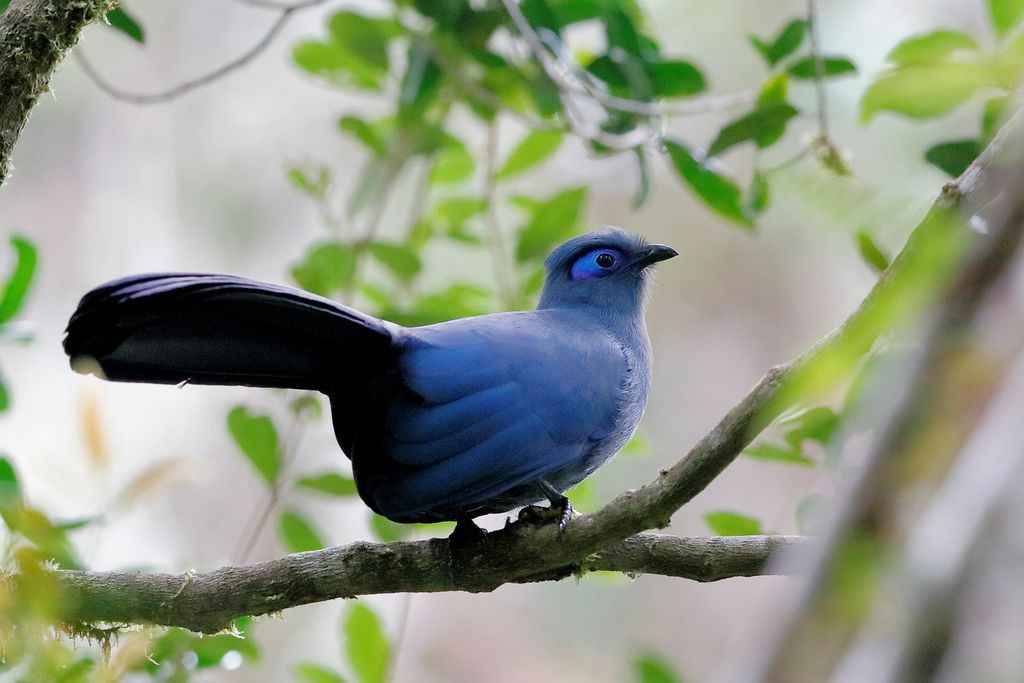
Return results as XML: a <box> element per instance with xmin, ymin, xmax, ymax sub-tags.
<box><xmin>64</xmin><ymin>274</ymin><xmax>396</xmax><ymax>392</ymax></box>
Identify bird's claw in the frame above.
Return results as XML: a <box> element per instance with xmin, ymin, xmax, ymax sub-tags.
<box><xmin>518</xmin><ymin>495</ymin><xmax>575</xmax><ymax>532</ymax></box>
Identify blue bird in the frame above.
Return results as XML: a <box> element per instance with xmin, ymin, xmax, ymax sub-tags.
<box><xmin>63</xmin><ymin>228</ymin><xmax>676</xmax><ymax>527</ymax></box>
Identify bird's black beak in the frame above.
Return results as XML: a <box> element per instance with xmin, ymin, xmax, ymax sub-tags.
<box><xmin>633</xmin><ymin>244</ymin><xmax>678</xmax><ymax>269</ymax></box>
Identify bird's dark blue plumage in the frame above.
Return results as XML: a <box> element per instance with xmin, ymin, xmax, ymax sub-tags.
<box><xmin>63</xmin><ymin>228</ymin><xmax>677</xmax><ymax>523</ymax></box>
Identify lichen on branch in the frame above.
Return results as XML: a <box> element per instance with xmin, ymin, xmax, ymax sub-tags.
<box><xmin>0</xmin><ymin>0</ymin><xmax>114</xmax><ymax>184</ymax></box>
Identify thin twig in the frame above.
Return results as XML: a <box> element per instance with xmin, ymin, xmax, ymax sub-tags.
<box><xmin>805</xmin><ymin>0</ymin><xmax>830</xmax><ymax>139</ymax></box>
<box><xmin>499</xmin><ymin>0</ymin><xmax>753</xmax><ymax>130</ymax></box>
<box><xmin>483</xmin><ymin>118</ymin><xmax>516</xmax><ymax>308</ymax></box>
<box><xmin>74</xmin><ymin>0</ymin><xmax>329</xmax><ymax>105</ymax></box>
<box><xmin>235</xmin><ymin>406</ymin><xmax>306</xmax><ymax>563</ymax></box>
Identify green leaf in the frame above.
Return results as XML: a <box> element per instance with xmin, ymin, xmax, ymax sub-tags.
<box><xmin>279</xmin><ymin>509</ymin><xmax>325</xmax><ymax>552</ymax></box>
<box><xmin>861</xmin><ymin>62</ymin><xmax>993</xmax><ymax>121</ymax></box>
<box><xmin>744</xmin><ymin>443</ymin><xmax>815</xmax><ymax>466</ymax></box>
<box><xmin>293</xmin><ymin>41</ymin><xmax>381</xmax><ymax>90</ymax></box>
<box><xmin>0</xmin><ymin>456</ymin><xmax>21</xmax><ymax>510</ymax></box>
<box><xmin>328</xmin><ymin>11</ymin><xmax>395</xmax><ymax>72</ymax></box>
<box><xmin>105</xmin><ymin>8</ymin><xmax>145</xmax><ymax>43</ymax></box>
<box><xmin>0</xmin><ymin>374</ymin><xmax>7</xmax><ymax>414</ymax></box>
<box><xmin>369</xmin><ymin>242</ymin><xmax>422</xmax><ymax>281</ymax></box>
<box><xmin>757</xmin><ymin>73</ymin><xmax>789</xmax><ymax>105</ymax></box>
<box><xmin>704</xmin><ymin>511</ymin><xmax>762</xmax><ymax>536</ymax></box>
<box><xmin>748</xmin><ymin>19</ymin><xmax>808</xmax><ymax>67</ymax></box>
<box><xmin>343</xmin><ymin>603</ymin><xmax>390</xmax><ymax>683</ymax></box>
<box><xmin>399</xmin><ymin>42</ymin><xmax>443</xmax><ymax>120</ymax></box>
<box><xmin>663</xmin><ymin>140</ymin><xmax>753</xmax><ymax>229</ymax></box>
<box><xmin>553</xmin><ymin>0</ymin><xmax>603</xmax><ymax>25</ymax></box>
<box><xmin>885</xmin><ymin>30</ymin><xmax>979</xmax><ymax>65</ymax></box>
<box><xmin>982</xmin><ymin>96</ymin><xmax>1010</xmax><ymax>141</ymax></box>
<box><xmin>339</xmin><ymin>117</ymin><xmax>389</xmax><ymax>157</ymax></box>
<box><xmin>780</xmin><ymin>406</ymin><xmax>840</xmax><ymax>448</ymax></box>
<box><xmin>855</xmin><ymin>230</ymin><xmax>891</xmax><ymax>273</ymax></box>
<box><xmin>369</xmin><ymin>513</ymin><xmax>408</xmax><ymax>542</ymax></box>
<box><xmin>647</xmin><ymin>60</ymin><xmax>706</xmax><ymax>98</ymax></box>
<box><xmin>0</xmin><ymin>236</ymin><xmax>37</xmax><ymax>324</ymax></box>
<box><xmin>787</xmin><ymin>56</ymin><xmax>857</xmax><ymax>79</ymax></box>
<box><xmin>55</xmin><ymin>516</ymin><xmax>99</xmax><ymax>533</ymax></box>
<box><xmin>745</xmin><ymin>172</ymin><xmax>770</xmax><ymax>217</ymax></box>
<box><xmin>291</xmin><ymin>242</ymin><xmax>357</xmax><ymax>297</ymax></box>
<box><xmin>3</xmin><ymin>506</ymin><xmax>81</xmax><ymax>568</ymax></box>
<box><xmin>227</xmin><ymin>406</ymin><xmax>280</xmax><ymax>485</ymax></box>
<box><xmin>707</xmin><ymin>103</ymin><xmax>799</xmax><ymax>156</ymax></box>
<box><xmin>286</xmin><ymin>163</ymin><xmax>331</xmax><ymax>199</ymax></box>
<box><xmin>988</xmin><ymin>0</ymin><xmax>1024</xmax><ymax>37</ymax></box>
<box><xmin>495</xmin><ymin>130</ymin><xmax>565</xmax><ymax>180</ymax></box>
<box><xmin>604</xmin><ymin>7</ymin><xmax>643</xmax><ymax>57</ymax></box>
<box><xmin>297</xmin><ymin>472</ymin><xmax>358</xmax><ymax>497</ymax></box>
<box><xmin>433</xmin><ymin>198</ymin><xmax>487</xmax><ymax>230</ymax></box>
<box><xmin>521</xmin><ymin>0</ymin><xmax>562</xmax><ymax>33</ymax></box>
<box><xmin>294</xmin><ymin>662</ymin><xmax>347</xmax><ymax>683</ymax></box>
<box><xmin>515</xmin><ymin>186</ymin><xmax>589</xmax><ymax>261</ymax></box>
<box><xmin>430</xmin><ymin>145</ymin><xmax>475</xmax><ymax>185</ymax></box>
<box><xmin>924</xmin><ymin>139</ymin><xmax>981</xmax><ymax>177</ymax></box>
<box><xmin>634</xmin><ymin>652</ymin><xmax>684</xmax><ymax>683</ymax></box>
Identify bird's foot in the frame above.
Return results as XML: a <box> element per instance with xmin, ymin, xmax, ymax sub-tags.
<box><xmin>449</xmin><ymin>515</ymin><xmax>487</xmax><ymax>547</ymax></box>
<box><xmin>520</xmin><ymin>480</ymin><xmax>576</xmax><ymax>532</ymax></box>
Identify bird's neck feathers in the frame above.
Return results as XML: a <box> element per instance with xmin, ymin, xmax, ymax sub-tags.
<box><xmin>536</xmin><ymin>275</ymin><xmax>651</xmax><ymax>341</ymax></box>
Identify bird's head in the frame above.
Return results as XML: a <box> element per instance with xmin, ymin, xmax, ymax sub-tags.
<box><xmin>537</xmin><ymin>228</ymin><xmax>677</xmax><ymax>315</ymax></box>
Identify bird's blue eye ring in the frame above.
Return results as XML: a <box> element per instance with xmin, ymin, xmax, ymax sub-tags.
<box><xmin>569</xmin><ymin>247</ymin><xmax>624</xmax><ymax>280</ymax></box>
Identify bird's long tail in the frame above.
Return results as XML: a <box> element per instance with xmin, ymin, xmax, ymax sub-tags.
<box><xmin>63</xmin><ymin>273</ymin><xmax>396</xmax><ymax>392</ymax></box>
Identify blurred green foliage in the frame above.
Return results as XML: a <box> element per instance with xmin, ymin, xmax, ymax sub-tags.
<box><xmin>0</xmin><ymin>235</ymin><xmax>36</xmax><ymax>414</ymax></box>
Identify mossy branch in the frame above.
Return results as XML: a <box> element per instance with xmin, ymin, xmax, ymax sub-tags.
<box><xmin>0</xmin><ymin>0</ymin><xmax>113</xmax><ymax>184</ymax></box>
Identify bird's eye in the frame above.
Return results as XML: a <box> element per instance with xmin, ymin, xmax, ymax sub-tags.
<box><xmin>569</xmin><ymin>247</ymin><xmax>624</xmax><ymax>281</ymax></box>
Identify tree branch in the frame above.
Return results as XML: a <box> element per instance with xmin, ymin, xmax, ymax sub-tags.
<box><xmin>74</xmin><ymin>0</ymin><xmax>329</xmax><ymax>105</ymax></box>
<box><xmin>0</xmin><ymin>0</ymin><xmax>112</xmax><ymax>184</ymax></box>
<box><xmin>748</xmin><ymin>103</ymin><xmax>1024</xmax><ymax>683</ymax></box>
<box><xmin>48</xmin><ymin>534</ymin><xmax>808</xmax><ymax>633</ymax></box>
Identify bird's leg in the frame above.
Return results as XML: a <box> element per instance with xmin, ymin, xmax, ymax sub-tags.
<box><xmin>450</xmin><ymin>513</ymin><xmax>487</xmax><ymax>546</ymax></box>
<box><xmin>518</xmin><ymin>479</ymin><xmax>575</xmax><ymax>531</ymax></box>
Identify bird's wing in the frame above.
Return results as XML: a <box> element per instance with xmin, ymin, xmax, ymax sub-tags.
<box><xmin>370</xmin><ymin>311</ymin><xmax>626</xmax><ymax>518</ymax></box>
<box><xmin>64</xmin><ymin>273</ymin><xmax>397</xmax><ymax>391</ymax></box>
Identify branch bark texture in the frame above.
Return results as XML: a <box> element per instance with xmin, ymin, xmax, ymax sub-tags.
<box><xmin>0</xmin><ymin>0</ymin><xmax>110</xmax><ymax>184</ymax></box>
<box><xmin>46</xmin><ymin>534</ymin><xmax>805</xmax><ymax>633</ymax></box>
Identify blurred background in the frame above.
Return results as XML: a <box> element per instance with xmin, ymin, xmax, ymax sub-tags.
<box><xmin>0</xmin><ymin>0</ymin><xmax>993</xmax><ymax>680</ymax></box>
